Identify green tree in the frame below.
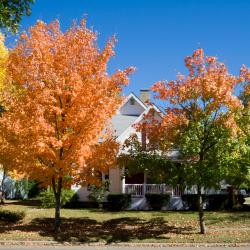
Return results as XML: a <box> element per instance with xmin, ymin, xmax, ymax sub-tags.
<box><xmin>140</xmin><ymin>49</ymin><xmax>246</xmax><ymax>234</ymax></box>
<box><xmin>0</xmin><ymin>0</ymin><xmax>34</xmax><ymax>33</ymax></box>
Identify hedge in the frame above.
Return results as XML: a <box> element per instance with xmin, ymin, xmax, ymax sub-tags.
<box><xmin>107</xmin><ymin>193</ymin><xmax>131</xmax><ymax>211</ymax></box>
<box><xmin>0</xmin><ymin>209</ymin><xmax>25</xmax><ymax>223</ymax></box>
<box><xmin>145</xmin><ymin>193</ymin><xmax>170</xmax><ymax>210</ymax></box>
<box><xmin>181</xmin><ymin>193</ymin><xmax>245</xmax><ymax>211</ymax></box>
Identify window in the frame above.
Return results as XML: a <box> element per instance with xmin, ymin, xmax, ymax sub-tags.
<box><xmin>130</xmin><ymin>97</ymin><xmax>135</xmax><ymax>105</ymax></box>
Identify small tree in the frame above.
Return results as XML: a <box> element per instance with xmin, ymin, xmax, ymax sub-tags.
<box><xmin>88</xmin><ymin>180</ymin><xmax>110</xmax><ymax>209</ymax></box>
<box><xmin>143</xmin><ymin>49</ymin><xmax>245</xmax><ymax>234</ymax></box>
<box><xmin>1</xmin><ymin>19</ymin><xmax>134</xmax><ymax>232</ymax></box>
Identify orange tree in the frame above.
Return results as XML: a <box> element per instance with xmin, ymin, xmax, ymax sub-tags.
<box><xmin>143</xmin><ymin>49</ymin><xmax>245</xmax><ymax>234</ymax></box>
<box><xmin>1</xmin><ymin>19</ymin><xmax>134</xmax><ymax>231</ymax></box>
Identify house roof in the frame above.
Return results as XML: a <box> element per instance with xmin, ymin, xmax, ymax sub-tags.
<box><xmin>110</xmin><ymin>92</ymin><xmax>163</xmax><ymax>143</ymax></box>
<box><xmin>111</xmin><ymin>114</ymin><xmax>139</xmax><ymax>137</ymax></box>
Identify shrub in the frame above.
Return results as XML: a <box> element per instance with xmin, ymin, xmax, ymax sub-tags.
<box><xmin>64</xmin><ymin>192</ymin><xmax>80</xmax><ymax>208</ymax></box>
<box><xmin>28</xmin><ymin>181</ymin><xmax>43</xmax><ymax>198</ymax></box>
<box><xmin>88</xmin><ymin>181</ymin><xmax>109</xmax><ymax>209</ymax></box>
<box><xmin>107</xmin><ymin>193</ymin><xmax>131</xmax><ymax>211</ymax></box>
<box><xmin>145</xmin><ymin>193</ymin><xmax>170</xmax><ymax>210</ymax></box>
<box><xmin>39</xmin><ymin>188</ymin><xmax>75</xmax><ymax>208</ymax></box>
<box><xmin>181</xmin><ymin>194</ymin><xmax>204</xmax><ymax>210</ymax></box>
<box><xmin>206</xmin><ymin>194</ymin><xmax>230</xmax><ymax>210</ymax></box>
<box><xmin>181</xmin><ymin>193</ymin><xmax>245</xmax><ymax>211</ymax></box>
<box><xmin>0</xmin><ymin>209</ymin><xmax>25</xmax><ymax>223</ymax></box>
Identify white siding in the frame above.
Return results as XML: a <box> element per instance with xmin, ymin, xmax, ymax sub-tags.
<box><xmin>118</xmin><ymin>125</ymin><xmax>142</xmax><ymax>145</ymax></box>
<box><xmin>74</xmin><ymin>167</ymin><xmax>123</xmax><ymax>201</ymax></box>
<box><xmin>74</xmin><ymin>186</ymin><xmax>90</xmax><ymax>202</ymax></box>
<box><xmin>119</xmin><ymin>99</ymin><xmax>145</xmax><ymax>116</ymax></box>
<box><xmin>109</xmin><ymin>168</ymin><xmax>122</xmax><ymax>193</ymax></box>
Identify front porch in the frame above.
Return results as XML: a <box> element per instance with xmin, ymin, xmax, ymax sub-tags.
<box><xmin>122</xmin><ymin>172</ymin><xmax>183</xmax><ymax>198</ymax></box>
<box><xmin>122</xmin><ymin>183</ymin><xmax>224</xmax><ymax>210</ymax></box>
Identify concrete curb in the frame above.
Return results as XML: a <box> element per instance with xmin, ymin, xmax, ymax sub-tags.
<box><xmin>0</xmin><ymin>241</ymin><xmax>249</xmax><ymax>247</ymax></box>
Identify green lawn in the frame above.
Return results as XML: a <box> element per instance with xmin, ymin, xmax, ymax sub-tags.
<box><xmin>0</xmin><ymin>200</ymin><xmax>249</xmax><ymax>244</ymax></box>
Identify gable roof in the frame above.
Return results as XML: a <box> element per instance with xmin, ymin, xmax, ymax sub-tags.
<box><xmin>111</xmin><ymin>92</ymin><xmax>163</xmax><ymax>142</ymax></box>
<box><xmin>125</xmin><ymin>92</ymin><xmax>148</xmax><ymax>109</ymax></box>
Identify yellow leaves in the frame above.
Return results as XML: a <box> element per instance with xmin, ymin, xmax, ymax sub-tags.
<box><xmin>8</xmin><ymin>169</ymin><xmax>25</xmax><ymax>180</ymax></box>
<box><xmin>0</xmin><ymin>32</ymin><xmax>8</xmax><ymax>92</ymax></box>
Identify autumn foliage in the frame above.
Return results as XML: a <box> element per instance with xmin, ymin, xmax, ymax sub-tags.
<box><xmin>148</xmin><ymin>49</ymin><xmax>242</xmax><ymax>145</ymax></box>
<box><xmin>1</xmin><ymin>19</ymin><xmax>134</xmax><ymax>230</ymax></box>
<box><xmin>0</xmin><ymin>33</ymin><xmax>8</xmax><ymax>90</ymax></box>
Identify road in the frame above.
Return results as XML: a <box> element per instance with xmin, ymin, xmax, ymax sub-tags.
<box><xmin>0</xmin><ymin>246</ymin><xmax>249</xmax><ymax>250</ymax></box>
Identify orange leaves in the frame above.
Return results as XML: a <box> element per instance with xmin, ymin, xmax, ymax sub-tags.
<box><xmin>153</xmin><ymin>48</ymin><xmax>241</xmax><ymax>111</ymax></box>
<box><xmin>145</xmin><ymin>49</ymin><xmax>243</xmax><ymax>150</ymax></box>
<box><xmin>153</xmin><ymin>48</ymin><xmax>241</xmax><ymax>114</ymax></box>
<box><xmin>79</xmin><ymin>137</ymin><xmax>119</xmax><ymax>185</ymax></box>
<box><xmin>1</xmin><ymin>19</ymin><xmax>134</xmax><ymax>187</ymax></box>
<box><xmin>240</xmin><ymin>64</ymin><xmax>250</xmax><ymax>82</ymax></box>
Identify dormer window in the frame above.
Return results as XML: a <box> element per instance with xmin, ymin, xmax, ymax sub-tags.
<box><xmin>130</xmin><ymin>97</ymin><xmax>135</xmax><ymax>105</ymax></box>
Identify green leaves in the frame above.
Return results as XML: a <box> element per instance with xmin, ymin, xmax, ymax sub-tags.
<box><xmin>118</xmin><ymin>134</ymin><xmax>182</xmax><ymax>186</ymax></box>
<box><xmin>0</xmin><ymin>0</ymin><xmax>34</xmax><ymax>33</ymax></box>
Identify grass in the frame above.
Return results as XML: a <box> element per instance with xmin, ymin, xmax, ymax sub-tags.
<box><xmin>0</xmin><ymin>200</ymin><xmax>249</xmax><ymax>244</ymax></box>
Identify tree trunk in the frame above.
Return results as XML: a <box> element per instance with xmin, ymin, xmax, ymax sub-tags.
<box><xmin>54</xmin><ymin>193</ymin><xmax>61</xmax><ymax>233</ymax></box>
<box><xmin>52</xmin><ymin>177</ymin><xmax>62</xmax><ymax>233</ymax></box>
<box><xmin>0</xmin><ymin>169</ymin><xmax>6</xmax><ymax>204</ymax></box>
<box><xmin>197</xmin><ymin>185</ymin><xmax>206</xmax><ymax>234</ymax></box>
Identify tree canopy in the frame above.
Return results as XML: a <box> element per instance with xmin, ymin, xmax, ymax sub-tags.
<box><xmin>0</xmin><ymin>0</ymin><xmax>34</xmax><ymax>33</ymax></box>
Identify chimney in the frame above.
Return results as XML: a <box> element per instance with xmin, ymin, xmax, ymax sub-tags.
<box><xmin>140</xmin><ymin>89</ymin><xmax>150</xmax><ymax>103</ymax></box>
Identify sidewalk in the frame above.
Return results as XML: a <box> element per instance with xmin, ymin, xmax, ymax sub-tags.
<box><xmin>0</xmin><ymin>240</ymin><xmax>249</xmax><ymax>247</ymax></box>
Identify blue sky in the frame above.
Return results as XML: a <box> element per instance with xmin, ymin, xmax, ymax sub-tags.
<box><xmin>6</xmin><ymin>0</ymin><xmax>250</xmax><ymax>103</ymax></box>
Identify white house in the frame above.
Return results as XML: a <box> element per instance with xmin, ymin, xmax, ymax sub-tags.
<box><xmin>74</xmin><ymin>90</ymin><xmax>184</xmax><ymax>209</ymax></box>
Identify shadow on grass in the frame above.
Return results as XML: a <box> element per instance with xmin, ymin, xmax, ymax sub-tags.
<box><xmin>0</xmin><ymin>216</ymin><xmax>193</xmax><ymax>243</ymax></box>
<box><xmin>2</xmin><ymin>199</ymin><xmax>41</xmax><ymax>208</ymax></box>
<box><xmin>87</xmin><ymin>208</ymin><xmax>197</xmax><ymax>216</ymax></box>
<box><xmin>205</xmin><ymin>211</ymin><xmax>250</xmax><ymax>226</ymax></box>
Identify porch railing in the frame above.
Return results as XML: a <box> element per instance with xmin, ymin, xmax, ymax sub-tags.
<box><xmin>124</xmin><ymin>184</ymin><xmax>182</xmax><ymax>197</ymax></box>
<box><xmin>124</xmin><ymin>184</ymin><xmax>144</xmax><ymax>197</ymax></box>
<box><xmin>124</xmin><ymin>184</ymin><xmax>223</xmax><ymax>197</ymax></box>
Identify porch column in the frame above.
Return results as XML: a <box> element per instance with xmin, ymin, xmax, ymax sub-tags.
<box><xmin>143</xmin><ymin>173</ymin><xmax>146</xmax><ymax>196</ymax></box>
<box><xmin>121</xmin><ymin>167</ymin><xmax>125</xmax><ymax>194</ymax></box>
